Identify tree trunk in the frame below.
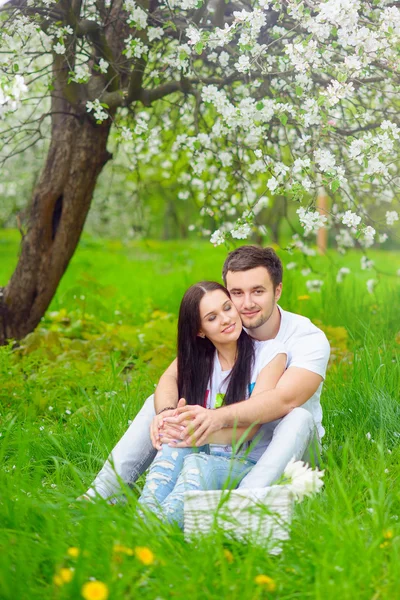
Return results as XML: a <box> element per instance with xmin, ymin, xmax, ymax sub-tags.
<box><xmin>0</xmin><ymin>111</ymin><xmax>112</xmax><ymax>344</ymax></box>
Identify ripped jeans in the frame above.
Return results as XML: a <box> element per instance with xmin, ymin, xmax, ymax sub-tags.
<box><xmin>138</xmin><ymin>445</ymin><xmax>255</xmax><ymax>528</ymax></box>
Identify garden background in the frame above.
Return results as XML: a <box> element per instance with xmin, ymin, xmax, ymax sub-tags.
<box><xmin>1</xmin><ymin>1</ymin><xmax>400</xmax><ymax>598</ymax></box>
<box><xmin>1</xmin><ymin>228</ymin><xmax>399</xmax><ymax>599</ymax></box>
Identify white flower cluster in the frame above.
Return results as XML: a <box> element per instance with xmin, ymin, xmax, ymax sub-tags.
<box><xmin>306</xmin><ymin>280</ymin><xmax>324</xmax><ymax>293</ymax></box>
<box><xmin>386</xmin><ymin>211</ymin><xmax>399</xmax><ymax>226</ymax></box>
<box><xmin>70</xmin><ymin>64</ymin><xmax>90</xmax><ymax>83</ymax></box>
<box><xmin>297</xmin><ymin>207</ymin><xmax>327</xmax><ymax>236</ymax></box>
<box><xmin>283</xmin><ymin>458</ymin><xmax>325</xmax><ymax>502</ymax></box>
<box><xmin>341</xmin><ymin>210</ymin><xmax>361</xmax><ymax>228</ymax></box>
<box><xmin>336</xmin><ymin>267</ymin><xmax>351</xmax><ymax>283</ymax></box>
<box><xmin>86</xmin><ymin>99</ymin><xmax>109</xmax><ymax>122</ymax></box>
<box><xmin>0</xmin><ymin>75</ymin><xmax>28</xmax><ymax>119</ymax></box>
<box><xmin>124</xmin><ymin>0</ymin><xmax>148</xmax><ymax>29</ymax></box>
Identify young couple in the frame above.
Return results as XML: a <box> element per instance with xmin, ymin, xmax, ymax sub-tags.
<box><xmin>83</xmin><ymin>246</ymin><xmax>330</xmax><ymax>526</ymax></box>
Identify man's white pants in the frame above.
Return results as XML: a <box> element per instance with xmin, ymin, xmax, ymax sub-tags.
<box><xmin>85</xmin><ymin>395</ymin><xmax>319</xmax><ymax>501</ymax></box>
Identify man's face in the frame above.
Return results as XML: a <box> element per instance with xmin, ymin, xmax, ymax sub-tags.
<box><xmin>225</xmin><ymin>267</ymin><xmax>282</xmax><ymax>330</ymax></box>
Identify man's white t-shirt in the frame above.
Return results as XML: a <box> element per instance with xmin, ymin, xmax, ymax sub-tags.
<box><xmin>206</xmin><ymin>306</ymin><xmax>330</xmax><ymax>461</ymax></box>
<box><xmin>271</xmin><ymin>305</ymin><xmax>330</xmax><ymax>438</ymax></box>
<box><xmin>206</xmin><ymin>339</ymin><xmax>287</xmax><ymax>462</ymax></box>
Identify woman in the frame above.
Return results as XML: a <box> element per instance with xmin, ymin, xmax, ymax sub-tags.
<box><xmin>138</xmin><ymin>281</ymin><xmax>286</xmax><ymax>527</ymax></box>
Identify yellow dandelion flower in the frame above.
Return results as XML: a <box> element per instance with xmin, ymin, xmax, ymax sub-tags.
<box><xmin>81</xmin><ymin>580</ymin><xmax>109</xmax><ymax>600</ymax></box>
<box><xmin>67</xmin><ymin>547</ymin><xmax>80</xmax><ymax>558</ymax></box>
<box><xmin>134</xmin><ymin>546</ymin><xmax>155</xmax><ymax>565</ymax></box>
<box><xmin>384</xmin><ymin>530</ymin><xmax>393</xmax><ymax>540</ymax></box>
<box><xmin>298</xmin><ymin>295</ymin><xmax>310</xmax><ymax>301</ymax></box>
<box><xmin>53</xmin><ymin>574</ymin><xmax>64</xmax><ymax>587</ymax></box>
<box><xmin>379</xmin><ymin>541</ymin><xmax>390</xmax><ymax>549</ymax></box>
<box><xmin>59</xmin><ymin>568</ymin><xmax>74</xmax><ymax>583</ymax></box>
<box><xmin>223</xmin><ymin>549</ymin><xmax>234</xmax><ymax>563</ymax></box>
<box><xmin>254</xmin><ymin>574</ymin><xmax>276</xmax><ymax>592</ymax></box>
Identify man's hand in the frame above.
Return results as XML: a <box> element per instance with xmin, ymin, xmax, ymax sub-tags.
<box><xmin>164</xmin><ymin>405</ymin><xmax>225</xmax><ymax>447</ymax></box>
<box><xmin>150</xmin><ymin>398</ymin><xmax>190</xmax><ymax>450</ymax></box>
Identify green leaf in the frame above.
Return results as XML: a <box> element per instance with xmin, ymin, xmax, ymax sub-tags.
<box><xmin>279</xmin><ymin>114</ymin><xmax>288</xmax><ymax>126</ymax></box>
<box><xmin>256</xmin><ymin>102</ymin><xmax>264</xmax><ymax>110</ymax></box>
<box><xmin>165</xmin><ymin>20</ymin><xmax>177</xmax><ymax>31</ymax></box>
<box><xmin>295</xmin><ymin>86</ymin><xmax>303</xmax><ymax>96</ymax></box>
<box><xmin>13</xmin><ymin>63</ymin><xmax>19</xmax><ymax>73</ymax></box>
<box><xmin>195</xmin><ymin>42</ymin><xmax>203</xmax><ymax>55</ymax></box>
<box><xmin>331</xmin><ymin>179</ymin><xmax>340</xmax><ymax>193</ymax></box>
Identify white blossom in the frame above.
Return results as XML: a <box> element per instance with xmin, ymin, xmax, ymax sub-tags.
<box><xmin>366</xmin><ymin>279</ymin><xmax>377</xmax><ymax>295</ymax></box>
<box><xmin>148</xmin><ymin>27</ymin><xmax>164</xmax><ymax>42</ymax></box>
<box><xmin>297</xmin><ymin>207</ymin><xmax>327</xmax><ymax>236</ymax></box>
<box><xmin>98</xmin><ymin>58</ymin><xmax>109</xmax><ymax>74</ymax></box>
<box><xmin>362</xmin><ymin>226</ymin><xmax>376</xmax><ymax>248</ymax></box>
<box><xmin>283</xmin><ymin>458</ymin><xmax>324</xmax><ymax>502</ymax></box>
<box><xmin>306</xmin><ymin>279</ymin><xmax>324</xmax><ymax>293</ymax></box>
<box><xmin>314</xmin><ymin>149</ymin><xmax>336</xmax><ymax>172</ymax></box>
<box><xmin>210</xmin><ymin>229</ymin><xmax>225</xmax><ymax>246</ymax></box>
<box><xmin>361</xmin><ymin>256</ymin><xmax>374</xmax><ymax>271</ymax></box>
<box><xmin>231</xmin><ymin>222</ymin><xmax>251</xmax><ymax>239</ymax></box>
<box><xmin>86</xmin><ymin>99</ymin><xmax>108</xmax><ymax>122</ymax></box>
<box><xmin>336</xmin><ymin>267</ymin><xmax>351</xmax><ymax>283</ymax></box>
<box><xmin>53</xmin><ymin>42</ymin><xmax>66</xmax><ymax>55</ymax></box>
<box><xmin>386</xmin><ymin>211</ymin><xmax>399</xmax><ymax>226</ymax></box>
<box><xmin>341</xmin><ymin>210</ymin><xmax>361</xmax><ymax>228</ymax></box>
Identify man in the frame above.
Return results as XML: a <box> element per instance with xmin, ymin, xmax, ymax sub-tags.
<box><xmin>84</xmin><ymin>246</ymin><xmax>330</xmax><ymax>501</ymax></box>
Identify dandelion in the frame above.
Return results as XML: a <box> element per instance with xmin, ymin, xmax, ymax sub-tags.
<box><xmin>134</xmin><ymin>546</ymin><xmax>155</xmax><ymax>565</ymax></box>
<box><xmin>59</xmin><ymin>568</ymin><xmax>74</xmax><ymax>583</ymax></box>
<box><xmin>384</xmin><ymin>530</ymin><xmax>393</xmax><ymax>539</ymax></box>
<box><xmin>379</xmin><ymin>541</ymin><xmax>390</xmax><ymax>549</ymax></box>
<box><xmin>298</xmin><ymin>295</ymin><xmax>310</xmax><ymax>300</ymax></box>
<box><xmin>254</xmin><ymin>574</ymin><xmax>276</xmax><ymax>591</ymax></box>
<box><xmin>53</xmin><ymin>574</ymin><xmax>64</xmax><ymax>586</ymax></box>
<box><xmin>81</xmin><ymin>580</ymin><xmax>109</xmax><ymax>600</ymax></box>
<box><xmin>53</xmin><ymin>567</ymin><xmax>74</xmax><ymax>586</ymax></box>
<box><xmin>223</xmin><ymin>549</ymin><xmax>234</xmax><ymax>563</ymax></box>
<box><xmin>67</xmin><ymin>547</ymin><xmax>80</xmax><ymax>558</ymax></box>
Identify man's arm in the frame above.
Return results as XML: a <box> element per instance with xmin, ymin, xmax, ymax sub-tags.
<box><xmin>218</xmin><ymin>366</ymin><xmax>323</xmax><ymax>427</ymax></box>
<box><xmin>166</xmin><ymin>365</ymin><xmax>323</xmax><ymax>446</ymax></box>
<box><xmin>154</xmin><ymin>358</ymin><xmax>179</xmax><ymax>413</ymax></box>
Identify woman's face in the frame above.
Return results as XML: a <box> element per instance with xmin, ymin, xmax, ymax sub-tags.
<box><xmin>198</xmin><ymin>289</ymin><xmax>242</xmax><ymax>345</ymax></box>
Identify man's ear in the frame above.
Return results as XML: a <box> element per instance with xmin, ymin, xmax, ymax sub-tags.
<box><xmin>275</xmin><ymin>282</ymin><xmax>282</xmax><ymax>301</ymax></box>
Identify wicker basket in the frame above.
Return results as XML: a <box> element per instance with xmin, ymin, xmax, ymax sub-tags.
<box><xmin>184</xmin><ymin>486</ymin><xmax>294</xmax><ymax>554</ymax></box>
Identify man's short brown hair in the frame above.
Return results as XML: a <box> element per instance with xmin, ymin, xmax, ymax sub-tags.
<box><xmin>222</xmin><ymin>246</ymin><xmax>283</xmax><ymax>289</ymax></box>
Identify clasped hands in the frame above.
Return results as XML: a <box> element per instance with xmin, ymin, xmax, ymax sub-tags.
<box><xmin>150</xmin><ymin>398</ymin><xmax>224</xmax><ymax>450</ymax></box>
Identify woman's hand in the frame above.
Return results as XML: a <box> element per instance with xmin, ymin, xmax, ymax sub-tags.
<box><xmin>150</xmin><ymin>399</ymin><xmax>190</xmax><ymax>450</ymax></box>
<box><xmin>164</xmin><ymin>405</ymin><xmax>225</xmax><ymax>447</ymax></box>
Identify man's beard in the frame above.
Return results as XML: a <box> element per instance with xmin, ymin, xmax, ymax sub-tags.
<box><xmin>242</xmin><ymin>314</ymin><xmax>268</xmax><ymax>330</ymax></box>
<box><xmin>241</xmin><ymin>309</ymin><xmax>272</xmax><ymax>330</ymax></box>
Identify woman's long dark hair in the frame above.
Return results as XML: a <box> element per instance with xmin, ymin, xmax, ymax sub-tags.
<box><xmin>177</xmin><ymin>281</ymin><xmax>255</xmax><ymax>407</ymax></box>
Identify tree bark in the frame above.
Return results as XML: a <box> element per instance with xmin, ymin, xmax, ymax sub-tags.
<box><xmin>0</xmin><ymin>109</ymin><xmax>112</xmax><ymax>344</ymax></box>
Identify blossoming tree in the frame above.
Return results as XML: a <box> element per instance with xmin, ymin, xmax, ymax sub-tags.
<box><xmin>0</xmin><ymin>0</ymin><xmax>399</xmax><ymax>342</ymax></box>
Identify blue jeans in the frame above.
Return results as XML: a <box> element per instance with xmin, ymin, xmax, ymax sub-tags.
<box><xmin>138</xmin><ymin>445</ymin><xmax>255</xmax><ymax>528</ymax></box>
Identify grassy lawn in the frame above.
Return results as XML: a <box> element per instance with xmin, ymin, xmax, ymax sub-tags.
<box><xmin>0</xmin><ymin>231</ymin><xmax>399</xmax><ymax>600</ymax></box>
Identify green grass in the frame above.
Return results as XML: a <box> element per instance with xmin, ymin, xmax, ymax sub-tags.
<box><xmin>0</xmin><ymin>231</ymin><xmax>399</xmax><ymax>600</ymax></box>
